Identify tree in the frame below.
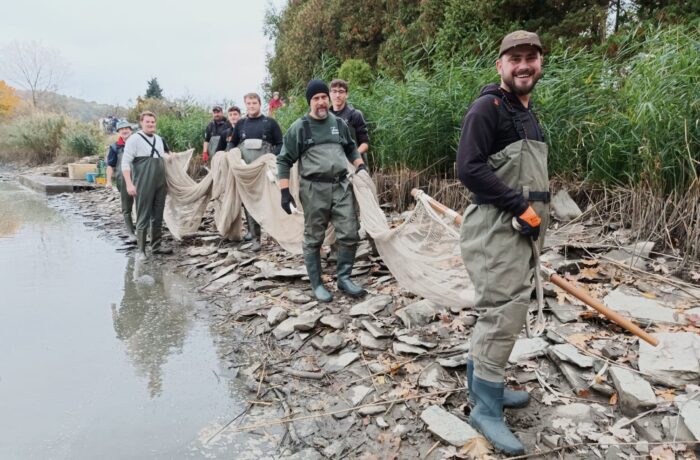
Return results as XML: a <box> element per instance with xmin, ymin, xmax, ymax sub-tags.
<box><xmin>0</xmin><ymin>80</ymin><xmax>21</xmax><ymax>118</ymax></box>
<box><xmin>0</xmin><ymin>40</ymin><xmax>69</xmax><ymax>108</ymax></box>
<box><xmin>145</xmin><ymin>78</ymin><xmax>164</xmax><ymax>99</ymax></box>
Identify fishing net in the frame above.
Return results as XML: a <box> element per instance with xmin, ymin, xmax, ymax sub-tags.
<box><xmin>163</xmin><ymin>149</ymin><xmax>475</xmax><ymax>309</ymax></box>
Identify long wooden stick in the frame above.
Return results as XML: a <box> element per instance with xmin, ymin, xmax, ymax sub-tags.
<box><xmin>410</xmin><ymin>188</ymin><xmax>659</xmax><ymax>347</ymax></box>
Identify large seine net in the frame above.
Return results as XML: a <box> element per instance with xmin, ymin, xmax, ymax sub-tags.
<box><xmin>163</xmin><ymin>149</ymin><xmax>474</xmax><ymax>310</ymax></box>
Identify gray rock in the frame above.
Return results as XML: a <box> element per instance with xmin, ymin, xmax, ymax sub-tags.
<box><xmin>508</xmin><ymin>337</ymin><xmax>550</xmax><ymax>363</ymax></box>
<box><xmin>349</xmin><ymin>295</ymin><xmax>393</xmax><ymax>317</ymax></box>
<box><xmin>252</xmin><ymin>280</ymin><xmax>276</xmax><ymax>291</ymax></box>
<box><xmin>661</xmin><ymin>416</ymin><xmax>696</xmax><ymax>442</ymax></box>
<box><xmin>320</xmin><ymin>314</ymin><xmax>345</xmax><ymax>330</ymax></box>
<box><xmin>550</xmin><ymin>344</ymin><xmax>594</xmax><ymax>368</ymax></box>
<box><xmin>551</xmin><ymin>189</ymin><xmax>582</xmax><ymax>222</ymax></box>
<box><xmin>420</xmin><ymin>405</ymin><xmax>479</xmax><ymax>446</ymax></box>
<box><xmin>634</xmin><ymin>441</ymin><xmax>650</xmax><ymax>455</ymax></box>
<box><xmin>396</xmin><ymin>335</ymin><xmax>437</xmax><ymax>349</ymax></box>
<box><xmin>361</xmin><ymin>320</ymin><xmax>392</xmax><ymax>338</ymax></box>
<box><xmin>267</xmin><ymin>306</ymin><xmax>288</xmax><ymax>326</ymax></box>
<box><xmin>437</xmin><ymin>354</ymin><xmax>468</xmax><ymax>369</ymax></box>
<box><xmin>359</xmin><ymin>404</ymin><xmax>387</xmax><ymax>416</ymax></box>
<box><xmin>273</xmin><ymin>311</ymin><xmax>322</xmax><ymax>339</ymax></box>
<box><xmin>609</xmin><ymin>367</ymin><xmax>657</xmax><ymax>416</ymax></box>
<box><xmin>359</xmin><ymin>331</ymin><xmax>388</xmax><ymax>350</ymax></box>
<box><xmin>680</xmin><ymin>400</ymin><xmax>700</xmax><ymax>441</ymax></box>
<box><xmin>320</xmin><ymin>332</ymin><xmax>346</xmax><ymax>354</ymax></box>
<box><xmin>638</xmin><ymin>332</ymin><xmax>700</xmax><ymax>387</ymax></box>
<box><xmin>633</xmin><ymin>418</ymin><xmax>663</xmax><ymax>443</ymax></box>
<box><xmin>285</xmin><ymin>289</ymin><xmax>313</xmax><ymax>304</ymax></box>
<box><xmin>270</xmin><ymin>288</ymin><xmax>283</xmax><ymax>297</ymax></box>
<box><xmin>325</xmin><ymin>352</ymin><xmax>360</xmax><ymax>372</ymax></box>
<box><xmin>393</xmin><ymin>342</ymin><xmax>427</xmax><ymax>355</ymax></box>
<box><xmin>554</xmin><ymin>403</ymin><xmax>593</xmax><ymax>422</ymax></box>
<box><xmin>347</xmin><ymin>385</ymin><xmax>374</xmax><ymax>405</ymax></box>
<box><xmin>376</xmin><ymin>416</ymin><xmax>389</xmax><ymax>428</ymax></box>
<box><xmin>545</xmin><ymin>297</ymin><xmax>581</xmax><ymax>323</ymax></box>
<box><xmin>395</xmin><ymin>299</ymin><xmax>438</xmax><ymax>327</ymax></box>
<box><xmin>418</xmin><ymin>363</ymin><xmax>456</xmax><ymax>390</ymax></box>
<box><xmin>604</xmin><ymin>288</ymin><xmax>685</xmax><ymax>325</ymax></box>
<box><xmin>605</xmin><ymin>241</ymin><xmax>655</xmax><ymax>269</ymax></box>
<box><xmin>543</xmin><ymin>434</ymin><xmax>560</xmax><ymax>448</ymax></box>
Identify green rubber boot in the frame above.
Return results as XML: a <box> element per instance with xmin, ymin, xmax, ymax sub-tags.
<box><xmin>336</xmin><ymin>246</ymin><xmax>367</xmax><ymax>298</ymax></box>
<box><xmin>303</xmin><ymin>249</ymin><xmax>333</xmax><ymax>303</ymax></box>
<box><xmin>469</xmin><ymin>376</ymin><xmax>525</xmax><ymax>456</ymax></box>
<box><xmin>467</xmin><ymin>359</ymin><xmax>529</xmax><ymax>408</ymax></box>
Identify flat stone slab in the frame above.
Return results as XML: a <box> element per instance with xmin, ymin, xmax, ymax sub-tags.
<box><xmin>638</xmin><ymin>332</ymin><xmax>700</xmax><ymax>387</ymax></box>
<box><xmin>554</xmin><ymin>403</ymin><xmax>593</xmax><ymax>423</ymax></box>
<box><xmin>395</xmin><ymin>299</ymin><xmax>438</xmax><ymax>327</ymax></box>
<box><xmin>320</xmin><ymin>314</ymin><xmax>345</xmax><ymax>330</ymax></box>
<box><xmin>680</xmin><ymin>400</ymin><xmax>700</xmax><ymax>441</ymax></box>
<box><xmin>325</xmin><ymin>352</ymin><xmax>360</xmax><ymax>372</ymax></box>
<box><xmin>359</xmin><ymin>331</ymin><xmax>388</xmax><ymax>350</ymax></box>
<box><xmin>509</xmin><ymin>337</ymin><xmax>550</xmax><ymax>363</ymax></box>
<box><xmin>604</xmin><ymin>288</ymin><xmax>684</xmax><ymax>325</ymax></box>
<box><xmin>273</xmin><ymin>311</ymin><xmax>322</xmax><ymax>340</ymax></box>
<box><xmin>661</xmin><ymin>416</ymin><xmax>696</xmax><ymax>443</ymax></box>
<box><xmin>347</xmin><ymin>385</ymin><xmax>374</xmax><ymax>406</ymax></box>
<box><xmin>550</xmin><ymin>344</ymin><xmax>594</xmax><ymax>368</ymax></box>
<box><xmin>420</xmin><ymin>405</ymin><xmax>479</xmax><ymax>446</ymax></box>
<box><xmin>396</xmin><ymin>335</ymin><xmax>437</xmax><ymax>349</ymax></box>
<box><xmin>19</xmin><ymin>174</ymin><xmax>95</xmax><ymax>194</ymax></box>
<box><xmin>393</xmin><ymin>342</ymin><xmax>427</xmax><ymax>355</ymax></box>
<box><xmin>349</xmin><ymin>295</ymin><xmax>393</xmax><ymax>317</ymax></box>
<box><xmin>609</xmin><ymin>367</ymin><xmax>657</xmax><ymax>417</ymax></box>
<box><xmin>267</xmin><ymin>306</ymin><xmax>288</xmax><ymax>326</ymax></box>
<box><xmin>361</xmin><ymin>320</ymin><xmax>392</xmax><ymax>339</ymax></box>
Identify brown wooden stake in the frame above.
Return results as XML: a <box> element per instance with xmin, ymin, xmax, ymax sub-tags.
<box><xmin>410</xmin><ymin>188</ymin><xmax>660</xmax><ymax>347</ymax></box>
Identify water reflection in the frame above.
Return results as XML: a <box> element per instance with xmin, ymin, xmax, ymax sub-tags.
<box><xmin>112</xmin><ymin>257</ymin><xmax>192</xmax><ymax>398</ymax></box>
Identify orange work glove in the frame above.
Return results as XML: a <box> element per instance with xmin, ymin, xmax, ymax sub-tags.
<box><xmin>513</xmin><ymin>205</ymin><xmax>541</xmax><ymax>240</ymax></box>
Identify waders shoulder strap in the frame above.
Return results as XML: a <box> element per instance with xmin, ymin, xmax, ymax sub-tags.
<box><xmin>137</xmin><ymin>133</ymin><xmax>161</xmax><ymax>157</ymax></box>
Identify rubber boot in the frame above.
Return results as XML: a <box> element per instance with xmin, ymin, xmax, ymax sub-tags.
<box><xmin>467</xmin><ymin>359</ymin><xmax>529</xmax><ymax>408</ymax></box>
<box><xmin>249</xmin><ymin>234</ymin><xmax>261</xmax><ymax>252</ymax></box>
<box><xmin>125</xmin><ymin>214</ymin><xmax>137</xmax><ymax>243</ymax></box>
<box><xmin>303</xmin><ymin>249</ymin><xmax>332</xmax><ymax>303</ymax></box>
<box><xmin>244</xmin><ymin>209</ymin><xmax>257</xmax><ymax>241</ymax></box>
<box><xmin>136</xmin><ymin>228</ymin><xmax>148</xmax><ymax>259</ymax></box>
<box><xmin>150</xmin><ymin>225</ymin><xmax>172</xmax><ymax>255</ymax></box>
<box><xmin>336</xmin><ymin>246</ymin><xmax>367</xmax><ymax>298</ymax></box>
<box><xmin>469</xmin><ymin>376</ymin><xmax>525</xmax><ymax>456</ymax></box>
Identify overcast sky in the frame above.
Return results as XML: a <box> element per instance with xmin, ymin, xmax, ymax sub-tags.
<box><xmin>0</xmin><ymin>0</ymin><xmax>286</xmax><ymax>107</ymax></box>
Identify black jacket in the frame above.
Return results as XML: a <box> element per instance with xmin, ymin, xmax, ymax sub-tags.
<box><xmin>330</xmin><ymin>104</ymin><xmax>369</xmax><ymax>146</ymax></box>
<box><xmin>229</xmin><ymin>115</ymin><xmax>284</xmax><ymax>155</ymax></box>
<box><xmin>456</xmin><ymin>84</ymin><xmax>545</xmax><ymax>215</ymax></box>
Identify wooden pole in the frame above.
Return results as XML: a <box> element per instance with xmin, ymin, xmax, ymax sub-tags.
<box><xmin>410</xmin><ymin>188</ymin><xmax>660</xmax><ymax>347</ymax></box>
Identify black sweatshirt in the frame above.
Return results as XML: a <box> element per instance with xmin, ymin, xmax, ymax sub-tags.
<box><xmin>330</xmin><ymin>104</ymin><xmax>370</xmax><ymax>146</ymax></box>
<box><xmin>456</xmin><ymin>84</ymin><xmax>545</xmax><ymax>215</ymax></box>
<box><xmin>229</xmin><ymin>115</ymin><xmax>284</xmax><ymax>155</ymax></box>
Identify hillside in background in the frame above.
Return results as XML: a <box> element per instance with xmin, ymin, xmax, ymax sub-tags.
<box><xmin>16</xmin><ymin>90</ymin><xmax>125</xmax><ymax>122</ymax></box>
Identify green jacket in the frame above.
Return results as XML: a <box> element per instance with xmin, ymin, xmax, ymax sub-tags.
<box><xmin>277</xmin><ymin>113</ymin><xmax>360</xmax><ymax>180</ymax></box>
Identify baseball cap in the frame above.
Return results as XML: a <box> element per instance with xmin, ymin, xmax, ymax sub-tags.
<box><xmin>499</xmin><ymin>30</ymin><xmax>543</xmax><ymax>57</ymax></box>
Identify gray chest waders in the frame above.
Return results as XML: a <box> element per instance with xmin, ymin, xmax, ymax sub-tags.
<box><xmin>115</xmin><ymin>150</ymin><xmax>135</xmax><ymax>236</ymax></box>
<box><xmin>132</xmin><ymin>134</ymin><xmax>167</xmax><ymax>253</ymax></box>
<box><xmin>209</xmin><ymin>135</ymin><xmax>222</xmax><ymax>157</ymax></box>
<box><xmin>460</xmin><ymin>137</ymin><xmax>550</xmax><ymax>382</ymax></box>
<box><xmin>239</xmin><ymin>135</ymin><xmax>275</xmax><ymax>244</ymax></box>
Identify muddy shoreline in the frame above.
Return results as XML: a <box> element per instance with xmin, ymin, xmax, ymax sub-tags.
<box><xmin>9</xmin><ymin>164</ymin><xmax>700</xmax><ymax>459</ymax></box>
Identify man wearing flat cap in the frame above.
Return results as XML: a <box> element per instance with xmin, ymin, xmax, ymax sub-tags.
<box><xmin>277</xmin><ymin>79</ymin><xmax>368</xmax><ymax>303</ymax></box>
<box><xmin>202</xmin><ymin>106</ymin><xmax>232</xmax><ymax>163</ymax></box>
<box><xmin>456</xmin><ymin>30</ymin><xmax>548</xmax><ymax>455</ymax></box>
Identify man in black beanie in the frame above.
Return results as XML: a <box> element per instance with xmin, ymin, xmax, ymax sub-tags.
<box><xmin>276</xmin><ymin>79</ymin><xmax>368</xmax><ymax>302</ymax></box>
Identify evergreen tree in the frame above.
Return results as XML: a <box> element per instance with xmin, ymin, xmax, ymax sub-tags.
<box><xmin>145</xmin><ymin>78</ymin><xmax>163</xmax><ymax>99</ymax></box>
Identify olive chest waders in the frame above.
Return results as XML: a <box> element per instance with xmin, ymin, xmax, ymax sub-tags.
<box><xmin>238</xmin><ymin>121</ymin><xmax>276</xmax><ymax>247</ymax></box>
<box><xmin>459</xmin><ymin>103</ymin><xmax>550</xmax><ymax>456</ymax></box>
<box><xmin>113</xmin><ymin>146</ymin><xmax>136</xmax><ymax>240</ymax></box>
<box><xmin>132</xmin><ymin>134</ymin><xmax>168</xmax><ymax>256</ymax></box>
<box><xmin>298</xmin><ymin>117</ymin><xmax>365</xmax><ymax>301</ymax></box>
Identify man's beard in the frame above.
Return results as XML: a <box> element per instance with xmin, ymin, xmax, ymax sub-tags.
<box><xmin>313</xmin><ymin>107</ymin><xmax>328</xmax><ymax>119</ymax></box>
<box><xmin>503</xmin><ymin>71</ymin><xmax>541</xmax><ymax>96</ymax></box>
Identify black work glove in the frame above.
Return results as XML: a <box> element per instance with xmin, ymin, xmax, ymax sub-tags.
<box><xmin>356</xmin><ymin>163</ymin><xmax>368</xmax><ymax>174</ymax></box>
<box><xmin>281</xmin><ymin>187</ymin><xmax>296</xmax><ymax>215</ymax></box>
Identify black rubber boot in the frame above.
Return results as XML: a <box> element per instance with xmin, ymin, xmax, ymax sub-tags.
<box><xmin>136</xmin><ymin>228</ymin><xmax>148</xmax><ymax>259</ymax></box>
<box><xmin>244</xmin><ymin>209</ymin><xmax>260</xmax><ymax>242</ymax></box>
<box><xmin>303</xmin><ymin>249</ymin><xmax>332</xmax><ymax>303</ymax></box>
<box><xmin>467</xmin><ymin>359</ymin><xmax>529</xmax><ymax>408</ymax></box>
<box><xmin>336</xmin><ymin>246</ymin><xmax>366</xmax><ymax>298</ymax></box>
<box><xmin>469</xmin><ymin>376</ymin><xmax>525</xmax><ymax>456</ymax></box>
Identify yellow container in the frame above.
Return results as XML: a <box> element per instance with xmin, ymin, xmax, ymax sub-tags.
<box><xmin>95</xmin><ymin>177</ymin><xmax>107</xmax><ymax>184</ymax></box>
<box><xmin>68</xmin><ymin>163</ymin><xmax>97</xmax><ymax>180</ymax></box>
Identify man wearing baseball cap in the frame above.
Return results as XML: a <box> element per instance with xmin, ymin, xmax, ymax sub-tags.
<box><xmin>202</xmin><ymin>106</ymin><xmax>232</xmax><ymax>163</ymax></box>
<box><xmin>456</xmin><ymin>30</ymin><xmax>548</xmax><ymax>455</ymax></box>
<box><xmin>106</xmin><ymin>121</ymin><xmax>136</xmax><ymax>242</ymax></box>
<box><xmin>276</xmin><ymin>79</ymin><xmax>368</xmax><ymax>302</ymax></box>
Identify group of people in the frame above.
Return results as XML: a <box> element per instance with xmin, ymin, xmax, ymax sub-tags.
<box><xmin>105</xmin><ymin>30</ymin><xmax>548</xmax><ymax>456</ymax></box>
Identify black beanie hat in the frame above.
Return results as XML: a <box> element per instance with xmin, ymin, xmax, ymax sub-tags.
<box><xmin>306</xmin><ymin>79</ymin><xmax>329</xmax><ymax>105</ymax></box>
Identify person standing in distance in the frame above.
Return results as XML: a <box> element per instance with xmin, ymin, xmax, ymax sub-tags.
<box><xmin>456</xmin><ymin>31</ymin><xmax>548</xmax><ymax>456</ymax></box>
<box><xmin>106</xmin><ymin>121</ymin><xmax>136</xmax><ymax>242</ymax></box>
<box><xmin>122</xmin><ymin>111</ymin><xmax>174</xmax><ymax>258</ymax></box>
<box><xmin>276</xmin><ymin>79</ymin><xmax>368</xmax><ymax>302</ymax></box>
<box><xmin>202</xmin><ymin>106</ymin><xmax>232</xmax><ymax>163</ymax></box>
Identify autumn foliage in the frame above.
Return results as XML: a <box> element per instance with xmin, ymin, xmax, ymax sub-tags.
<box><xmin>0</xmin><ymin>80</ymin><xmax>20</xmax><ymax>119</ymax></box>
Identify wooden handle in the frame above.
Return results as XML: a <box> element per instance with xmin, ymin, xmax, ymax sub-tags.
<box><xmin>411</xmin><ymin>188</ymin><xmax>660</xmax><ymax>347</ymax></box>
<box><xmin>549</xmin><ymin>274</ymin><xmax>659</xmax><ymax>346</ymax></box>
